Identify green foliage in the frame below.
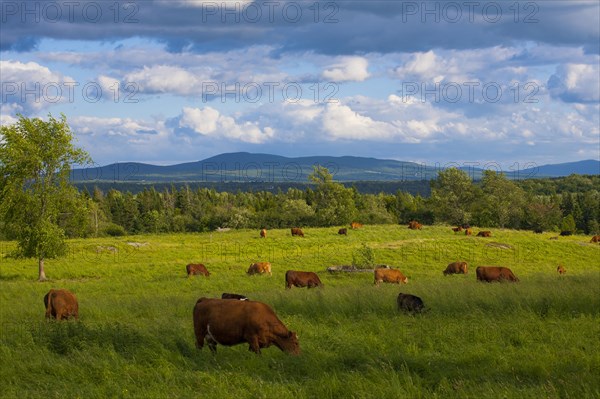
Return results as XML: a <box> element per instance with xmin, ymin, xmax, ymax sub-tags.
<box><xmin>103</xmin><ymin>223</ymin><xmax>127</xmax><ymax>237</ymax></box>
<box><xmin>308</xmin><ymin>166</ymin><xmax>357</xmax><ymax>226</ymax></box>
<box><xmin>0</xmin><ymin>114</ymin><xmax>91</xmax><ymax>279</ymax></box>
<box><xmin>524</xmin><ymin>197</ymin><xmax>562</xmax><ymax>232</ymax></box>
<box><xmin>474</xmin><ymin>170</ymin><xmax>526</xmax><ymax>228</ymax></box>
<box><xmin>351</xmin><ymin>243</ymin><xmax>376</xmax><ymax>269</ymax></box>
<box><xmin>560</xmin><ymin>214</ymin><xmax>577</xmax><ymax>233</ymax></box>
<box><xmin>430</xmin><ymin>168</ymin><xmax>476</xmax><ymax>225</ymax></box>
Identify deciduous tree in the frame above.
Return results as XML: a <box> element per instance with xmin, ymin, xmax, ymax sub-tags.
<box><xmin>0</xmin><ymin>114</ymin><xmax>91</xmax><ymax>280</ymax></box>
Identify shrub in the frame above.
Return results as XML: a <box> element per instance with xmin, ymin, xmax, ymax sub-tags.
<box><xmin>352</xmin><ymin>243</ymin><xmax>375</xmax><ymax>269</ymax></box>
<box><xmin>103</xmin><ymin>223</ymin><xmax>126</xmax><ymax>237</ymax></box>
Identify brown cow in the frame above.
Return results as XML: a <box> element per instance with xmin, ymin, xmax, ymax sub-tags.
<box><xmin>557</xmin><ymin>265</ymin><xmax>566</xmax><ymax>275</ymax></box>
<box><xmin>260</xmin><ymin>228</ymin><xmax>267</xmax><ymax>238</ymax></box>
<box><xmin>452</xmin><ymin>226</ymin><xmax>463</xmax><ymax>233</ymax></box>
<box><xmin>590</xmin><ymin>235</ymin><xmax>600</xmax><ymax>243</ymax></box>
<box><xmin>186</xmin><ymin>263</ymin><xmax>210</xmax><ymax>277</ymax></box>
<box><xmin>465</xmin><ymin>228</ymin><xmax>473</xmax><ymax>236</ymax></box>
<box><xmin>285</xmin><ymin>270</ymin><xmax>323</xmax><ymax>289</ymax></box>
<box><xmin>374</xmin><ymin>268</ymin><xmax>408</xmax><ymax>285</ymax></box>
<box><xmin>443</xmin><ymin>261</ymin><xmax>468</xmax><ymax>275</ymax></box>
<box><xmin>44</xmin><ymin>289</ymin><xmax>79</xmax><ymax>320</ymax></box>
<box><xmin>477</xmin><ymin>231</ymin><xmax>492</xmax><ymax>237</ymax></box>
<box><xmin>350</xmin><ymin>222</ymin><xmax>363</xmax><ymax>229</ymax></box>
<box><xmin>408</xmin><ymin>221</ymin><xmax>422</xmax><ymax>230</ymax></box>
<box><xmin>193</xmin><ymin>298</ymin><xmax>300</xmax><ymax>355</ymax></box>
<box><xmin>397</xmin><ymin>293</ymin><xmax>425</xmax><ymax>314</ymax></box>
<box><xmin>221</xmin><ymin>293</ymin><xmax>249</xmax><ymax>300</ymax></box>
<box><xmin>247</xmin><ymin>262</ymin><xmax>272</xmax><ymax>276</ymax></box>
<box><xmin>476</xmin><ymin>266</ymin><xmax>519</xmax><ymax>282</ymax></box>
<box><xmin>291</xmin><ymin>227</ymin><xmax>304</xmax><ymax>237</ymax></box>
<box><xmin>338</xmin><ymin>228</ymin><xmax>348</xmax><ymax>235</ymax></box>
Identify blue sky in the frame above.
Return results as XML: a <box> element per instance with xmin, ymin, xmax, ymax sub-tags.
<box><xmin>1</xmin><ymin>0</ymin><xmax>599</xmax><ymax>170</ymax></box>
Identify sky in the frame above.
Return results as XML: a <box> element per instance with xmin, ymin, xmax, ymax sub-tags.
<box><xmin>1</xmin><ymin>0</ymin><xmax>599</xmax><ymax>171</ymax></box>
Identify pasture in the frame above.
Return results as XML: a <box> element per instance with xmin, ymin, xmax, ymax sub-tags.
<box><xmin>1</xmin><ymin>225</ymin><xmax>599</xmax><ymax>398</ymax></box>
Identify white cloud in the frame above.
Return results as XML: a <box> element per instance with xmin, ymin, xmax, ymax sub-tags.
<box><xmin>392</xmin><ymin>47</ymin><xmax>520</xmax><ymax>84</ymax></box>
<box><xmin>322</xmin><ymin>102</ymin><xmax>393</xmax><ymax>140</ymax></box>
<box><xmin>71</xmin><ymin>116</ymin><xmax>162</xmax><ymax>138</ymax></box>
<box><xmin>0</xmin><ymin>60</ymin><xmax>75</xmax><ymax>111</ymax></box>
<box><xmin>179</xmin><ymin>107</ymin><xmax>275</xmax><ymax>143</ymax></box>
<box><xmin>322</xmin><ymin>56</ymin><xmax>370</xmax><ymax>82</ymax></box>
<box><xmin>125</xmin><ymin>65</ymin><xmax>207</xmax><ymax>96</ymax></box>
<box><xmin>179</xmin><ymin>107</ymin><xmax>221</xmax><ymax>134</ymax></box>
<box><xmin>97</xmin><ymin>75</ymin><xmax>122</xmax><ymax>95</ymax></box>
<box><xmin>548</xmin><ymin>63</ymin><xmax>600</xmax><ymax>103</ymax></box>
<box><xmin>0</xmin><ymin>103</ymin><xmax>22</xmax><ymax>126</ymax></box>
<box><xmin>166</xmin><ymin>0</ymin><xmax>254</xmax><ymax>7</ymax></box>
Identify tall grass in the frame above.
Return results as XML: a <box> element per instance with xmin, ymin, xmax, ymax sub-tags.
<box><xmin>1</xmin><ymin>225</ymin><xmax>599</xmax><ymax>398</ymax></box>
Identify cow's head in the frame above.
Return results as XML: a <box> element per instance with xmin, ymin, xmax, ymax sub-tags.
<box><xmin>276</xmin><ymin>331</ymin><xmax>300</xmax><ymax>355</ymax></box>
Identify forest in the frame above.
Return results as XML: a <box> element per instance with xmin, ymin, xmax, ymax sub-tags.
<box><xmin>4</xmin><ymin>167</ymin><xmax>596</xmax><ymax>240</ymax></box>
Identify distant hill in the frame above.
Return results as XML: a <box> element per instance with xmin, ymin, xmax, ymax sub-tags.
<box><xmin>520</xmin><ymin>160</ymin><xmax>600</xmax><ymax>178</ymax></box>
<box><xmin>70</xmin><ymin>152</ymin><xmax>599</xmax><ymax>184</ymax></box>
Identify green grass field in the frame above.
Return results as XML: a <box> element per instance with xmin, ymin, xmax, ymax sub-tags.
<box><xmin>1</xmin><ymin>225</ymin><xmax>599</xmax><ymax>398</ymax></box>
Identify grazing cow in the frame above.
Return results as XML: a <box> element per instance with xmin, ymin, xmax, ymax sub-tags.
<box><xmin>557</xmin><ymin>265</ymin><xmax>566</xmax><ymax>275</ymax></box>
<box><xmin>221</xmin><ymin>293</ymin><xmax>249</xmax><ymax>301</ymax></box>
<box><xmin>186</xmin><ymin>263</ymin><xmax>210</xmax><ymax>277</ymax></box>
<box><xmin>476</xmin><ymin>266</ymin><xmax>519</xmax><ymax>282</ymax></box>
<box><xmin>590</xmin><ymin>235</ymin><xmax>600</xmax><ymax>243</ymax></box>
<box><xmin>452</xmin><ymin>226</ymin><xmax>463</xmax><ymax>233</ymax></box>
<box><xmin>338</xmin><ymin>228</ymin><xmax>347</xmax><ymax>235</ymax></box>
<box><xmin>291</xmin><ymin>227</ymin><xmax>304</xmax><ymax>237</ymax></box>
<box><xmin>193</xmin><ymin>298</ymin><xmax>300</xmax><ymax>355</ymax></box>
<box><xmin>260</xmin><ymin>229</ymin><xmax>267</xmax><ymax>238</ymax></box>
<box><xmin>44</xmin><ymin>289</ymin><xmax>79</xmax><ymax>320</ymax></box>
<box><xmin>408</xmin><ymin>221</ymin><xmax>422</xmax><ymax>230</ymax></box>
<box><xmin>443</xmin><ymin>261</ymin><xmax>468</xmax><ymax>275</ymax></box>
<box><xmin>247</xmin><ymin>262</ymin><xmax>272</xmax><ymax>276</ymax></box>
<box><xmin>560</xmin><ymin>231</ymin><xmax>573</xmax><ymax>236</ymax></box>
<box><xmin>285</xmin><ymin>270</ymin><xmax>323</xmax><ymax>289</ymax></box>
<box><xmin>477</xmin><ymin>231</ymin><xmax>492</xmax><ymax>237</ymax></box>
<box><xmin>350</xmin><ymin>222</ymin><xmax>363</xmax><ymax>229</ymax></box>
<box><xmin>397</xmin><ymin>293</ymin><xmax>425</xmax><ymax>314</ymax></box>
<box><xmin>374</xmin><ymin>268</ymin><xmax>408</xmax><ymax>285</ymax></box>
<box><xmin>533</xmin><ymin>228</ymin><xmax>543</xmax><ymax>234</ymax></box>
<box><xmin>465</xmin><ymin>228</ymin><xmax>473</xmax><ymax>236</ymax></box>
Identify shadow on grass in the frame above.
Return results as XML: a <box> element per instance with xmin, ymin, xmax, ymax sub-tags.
<box><xmin>30</xmin><ymin>321</ymin><xmax>160</xmax><ymax>357</ymax></box>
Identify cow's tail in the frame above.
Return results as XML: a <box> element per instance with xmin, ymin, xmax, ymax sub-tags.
<box><xmin>44</xmin><ymin>290</ymin><xmax>54</xmax><ymax>319</ymax></box>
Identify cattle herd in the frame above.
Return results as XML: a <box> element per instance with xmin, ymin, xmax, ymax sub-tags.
<box><xmin>43</xmin><ymin>222</ymin><xmax>596</xmax><ymax>355</ymax></box>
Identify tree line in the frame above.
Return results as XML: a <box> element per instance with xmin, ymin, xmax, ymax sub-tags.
<box><xmin>34</xmin><ymin>169</ymin><xmax>600</xmax><ymax>238</ymax></box>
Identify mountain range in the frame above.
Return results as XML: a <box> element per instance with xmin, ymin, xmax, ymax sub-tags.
<box><xmin>70</xmin><ymin>153</ymin><xmax>600</xmax><ymax>184</ymax></box>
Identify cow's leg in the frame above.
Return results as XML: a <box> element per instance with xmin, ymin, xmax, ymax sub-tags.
<box><xmin>195</xmin><ymin>328</ymin><xmax>206</xmax><ymax>350</ymax></box>
<box><xmin>248</xmin><ymin>336</ymin><xmax>261</xmax><ymax>354</ymax></box>
<box><xmin>207</xmin><ymin>340</ymin><xmax>217</xmax><ymax>354</ymax></box>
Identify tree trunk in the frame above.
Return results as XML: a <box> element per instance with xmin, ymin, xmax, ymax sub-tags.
<box><xmin>94</xmin><ymin>209</ymin><xmax>99</xmax><ymax>237</ymax></box>
<box><xmin>38</xmin><ymin>257</ymin><xmax>47</xmax><ymax>281</ymax></box>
